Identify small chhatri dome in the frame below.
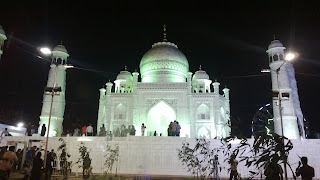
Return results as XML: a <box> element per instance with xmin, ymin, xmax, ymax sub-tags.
<box><xmin>53</xmin><ymin>44</ymin><xmax>68</xmax><ymax>54</ymax></box>
<box><xmin>116</xmin><ymin>70</ymin><xmax>133</xmax><ymax>81</ymax></box>
<box><xmin>192</xmin><ymin>67</ymin><xmax>209</xmax><ymax>80</ymax></box>
<box><xmin>268</xmin><ymin>39</ymin><xmax>284</xmax><ymax>49</ymax></box>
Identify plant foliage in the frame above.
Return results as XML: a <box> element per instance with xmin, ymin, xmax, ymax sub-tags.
<box><xmin>104</xmin><ymin>144</ymin><xmax>120</xmax><ymax>174</ymax></box>
<box><xmin>57</xmin><ymin>138</ymin><xmax>71</xmax><ymax>180</ymax></box>
<box><xmin>76</xmin><ymin>142</ymin><xmax>92</xmax><ymax>179</ymax></box>
<box><xmin>178</xmin><ymin>138</ymin><xmax>220</xmax><ymax>180</ymax></box>
<box><xmin>221</xmin><ymin>133</ymin><xmax>296</xmax><ymax>180</ymax></box>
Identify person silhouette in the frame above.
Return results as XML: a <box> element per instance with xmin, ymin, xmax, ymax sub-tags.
<box><xmin>40</xmin><ymin>124</ymin><xmax>46</xmax><ymax>136</ymax></box>
<box><xmin>296</xmin><ymin>156</ymin><xmax>314</xmax><ymax>180</ymax></box>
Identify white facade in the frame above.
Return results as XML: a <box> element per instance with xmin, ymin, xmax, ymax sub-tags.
<box><xmin>97</xmin><ymin>40</ymin><xmax>231</xmax><ymax>138</ymax></box>
<box><xmin>0</xmin><ymin>25</ymin><xmax>7</xmax><ymax>60</ymax></box>
<box><xmin>39</xmin><ymin>45</ymin><xmax>69</xmax><ymax>137</ymax></box>
<box><xmin>267</xmin><ymin>40</ymin><xmax>305</xmax><ymax>139</ymax></box>
<box><xmin>1</xmin><ymin>136</ymin><xmax>320</xmax><ymax>179</ymax></box>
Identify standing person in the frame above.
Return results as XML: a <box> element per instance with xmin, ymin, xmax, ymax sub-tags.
<box><xmin>73</xmin><ymin>127</ymin><xmax>80</xmax><ymax>136</ymax></box>
<box><xmin>0</xmin><ymin>146</ymin><xmax>18</xmax><ymax>179</ymax></box>
<box><xmin>25</xmin><ymin>147</ymin><xmax>35</xmax><ymax>167</ymax></box>
<box><xmin>153</xmin><ymin>131</ymin><xmax>157</xmax><ymax>136</ymax></box>
<box><xmin>83</xmin><ymin>153</ymin><xmax>91</xmax><ymax>179</ymax></box>
<box><xmin>176</xmin><ymin>122</ymin><xmax>181</xmax><ymax>136</ymax></box>
<box><xmin>30</xmin><ymin>124</ymin><xmax>36</xmax><ymax>135</ymax></box>
<box><xmin>1</xmin><ymin>128</ymin><xmax>9</xmax><ymax>136</ymax></box>
<box><xmin>168</xmin><ymin>122</ymin><xmax>173</xmax><ymax>136</ymax></box>
<box><xmin>130</xmin><ymin>125</ymin><xmax>136</xmax><ymax>135</ymax></box>
<box><xmin>99</xmin><ymin>124</ymin><xmax>106</xmax><ymax>136</ymax></box>
<box><xmin>82</xmin><ymin>125</ymin><xmax>87</xmax><ymax>136</ymax></box>
<box><xmin>45</xmin><ymin>150</ymin><xmax>54</xmax><ymax>180</ymax></box>
<box><xmin>264</xmin><ymin>159</ymin><xmax>283</xmax><ymax>180</ymax></box>
<box><xmin>30</xmin><ymin>152</ymin><xmax>43</xmax><ymax>180</ymax></box>
<box><xmin>50</xmin><ymin>149</ymin><xmax>57</xmax><ymax>170</ymax></box>
<box><xmin>229</xmin><ymin>154</ymin><xmax>238</xmax><ymax>180</ymax></box>
<box><xmin>26</xmin><ymin>123</ymin><xmax>32</xmax><ymax>136</ymax></box>
<box><xmin>16</xmin><ymin>149</ymin><xmax>23</xmax><ymax>170</ymax></box>
<box><xmin>296</xmin><ymin>156</ymin><xmax>315</xmax><ymax>180</ymax></box>
<box><xmin>141</xmin><ymin>123</ymin><xmax>146</xmax><ymax>136</ymax></box>
<box><xmin>40</xmin><ymin>124</ymin><xmax>46</xmax><ymax>136</ymax></box>
<box><xmin>212</xmin><ymin>155</ymin><xmax>220</xmax><ymax>180</ymax></box>
<box><xmin>86</xmin><ymin>124</ymin><xmax>93</xmax><ymax>136</ymax></box>
<box><xmin>172</xmin><ymin>121</ymin><xmax>177</xmax><ymax>136</ymax></box>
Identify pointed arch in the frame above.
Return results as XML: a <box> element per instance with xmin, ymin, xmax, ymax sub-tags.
<box><xmin>197</xmin><ymin>126</ymin><xmax>211</xmax><ymax>138</ymax></box>
<box><xmin>197</xmin><ymin>104</ymin><xmax>210</xmax><ymax>119</ymax></box>
<box><xmin>114</xmin><ymin>103</ymin><xmax>126</xmax><ymax>119</ymax></box>
<box><xmin>147</xmin><ymin>100</ymin><xmax>176</xmax><ymax>136</ymax></box>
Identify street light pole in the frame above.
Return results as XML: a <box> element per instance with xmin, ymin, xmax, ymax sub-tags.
<box><xmin>275</xmin><ymin>61</ymin><xmax>287</xmax><ymax>180</ymax></box>
<box><xmin>38</xmin><ymin>45</ymin><xmax>71</xmax><ymax>169</ymax></box>
<box><xmin>43</xmin><ymin>63</ymin><xmax>60</xmax><ymax>169</ymax></box>
<box><xmin>262</xmin><ymin>52</ymin><xmax>296</xmax><ymax>180</ymax></box>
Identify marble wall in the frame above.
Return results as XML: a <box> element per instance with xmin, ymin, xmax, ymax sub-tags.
<box><xmin>1</xmin><ymin>136</ymin><xmax>319</xmax><ymax>179</ymax></box>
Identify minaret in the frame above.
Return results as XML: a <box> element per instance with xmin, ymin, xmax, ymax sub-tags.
<box><xmin>0</xmin><ymin>25</ymin><xmax>7</xmax><ymax>60</ymax></box>
<box><xmin>266</xmin><ymin>39</ymin><xmax>302</xmax><ymax>139</ymax></box>
<box><xmin>39</xmin><ymin>44</ymin><xmax>70</xmax><ymax>137</ymax></box>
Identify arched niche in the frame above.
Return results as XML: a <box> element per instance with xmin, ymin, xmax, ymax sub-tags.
<box><xmin>146</xmin><ymin>101</ymin><xmax>176</xmax><ymax>136</ymax></box>
<box><xmin>196</xmin><ymin>104</ymin><xmax>210</xmax><ymax>120</ymax></box>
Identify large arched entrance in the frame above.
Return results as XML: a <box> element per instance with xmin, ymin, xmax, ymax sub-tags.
<box><xmin>147</xmin><ymin>101</ymin><xmax>176</xmax><ymax>136</ymax></box>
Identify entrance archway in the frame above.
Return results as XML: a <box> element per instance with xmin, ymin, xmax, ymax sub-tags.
<box><xmin>147</xmin><ymin>101</ymin><xmax>176</xmax><ymax>136</ymax></box>
<box><xmin>197</xmin><ymin>126</ymin><xmax>211</xmax><ymax>138</ymax></box>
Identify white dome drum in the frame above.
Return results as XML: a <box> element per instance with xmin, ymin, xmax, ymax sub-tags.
<box><xmin>192</xmin><ymin>70</ymin><xmax>209</xmax><ymax>80</ymax></box>
<box><xmin>53</xmin><ymin>45</ymin><xmax>68</xmax><ymax>54</ymax></box>
<box><xmin>139</xmin><ymin>42</ymin><xmax>189</xmax><ymax>83</ymax></box>
<box><xmin>268</xmin><ymin>40</ymin><xmax>284</xmax><ymax>49</ymax></box>
<box><xmin>116</xmin><ymin>71</ymin><xmax>133</xmax><ymax>81</ymax></box>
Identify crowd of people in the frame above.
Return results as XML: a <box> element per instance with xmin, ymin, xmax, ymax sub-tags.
<box><xmin>69</xmin><ymin>124</ymin><xmax>136</xmax><ymax>137</ymax></box>
<box><xmin>167</xmin><ymin>120</ymin><xmax>181</xmax><ymax>136</ymax></box>
<box><xmin>0</xmin><ymin>145</ymin><xmax>57</xmax><ymax>180</ymax></box>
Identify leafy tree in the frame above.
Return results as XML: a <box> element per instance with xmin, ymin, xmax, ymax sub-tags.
<box><xmin>104</xmin><ymin>144</ymin><xmax>119</xmax><ymax>175</ymax></box>
<box><xmin>76</xmin><ymin>142</ymin><xmax>92</xmax><ymax>179</ymax></box>
<box><xmin>178</xmin><ymin>138</ymin><xmax>220</xmax><ymax>179</ymax></box>
<box><xmin>221</xmin><ymin>132</ymin><xmax>296</xmax><ymax>180</ymax></box>
<box><xmin>57</xmin><ymin>138</ymin><xmax>71</xmax><ymax>180</ymax></box>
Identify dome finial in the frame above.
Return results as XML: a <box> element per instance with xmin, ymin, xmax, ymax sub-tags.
<box><xmin>124</xmin><ymin>65</ymin><xmax>127</xmax><ymax>71</ymax></box>
<box><xmin>199</xmin><ymin>64</ymin><xmax>202</xmax><ymax>70</ymax></box>
<box><xmin>163</xmin><ymin>24</ymin><xmax>167</xmax><ymax>42</ymax></box>
<box><xmin>273</xmin><ymin>34</ymin><xmax>276</xmax><ymax>40</ymax></box>
<box><xmin>60</xmin><ymin>40</ymin><xmax>63</xmax><ymax>45</ymax></box>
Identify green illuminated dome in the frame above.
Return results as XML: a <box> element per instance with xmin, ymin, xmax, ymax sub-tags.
<box><xmin>140</xmin><ymin>42</ymin><xmax>189</xmax><ymax>83</ymax></box>
<box><xmin>116</xmin><ymin>70</ymin><xmax>133</xmax><ymax>81</ymax></box>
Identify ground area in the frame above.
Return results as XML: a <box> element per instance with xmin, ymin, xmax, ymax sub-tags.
<box><xmin>9</xmin><ymin>170</ymin><xmax>227</xmax><ymax>180</ymax></box>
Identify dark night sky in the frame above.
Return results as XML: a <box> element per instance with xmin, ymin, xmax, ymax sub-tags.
<box><xmin>0</xmin><ymin>1</ymin><xmax>319</xmax><ymax>136</ymax></box>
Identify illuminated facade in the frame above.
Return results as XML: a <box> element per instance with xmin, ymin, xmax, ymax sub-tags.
<box><xmin>97</xmin><ymin>38</ymin><xmax>231</xmax><ymax>138</ymax></box>
<box><xmin>267</xmin><ymin>39</ymin><xmax>305</xmax><ymax>139</ymax></box>
<box><xmin>39</xmin><ymin>45</ymin><xmax>69</xmax><ymax>137</ymax></box>
<box><xmin>0</xmin><ymin>25</ymin><xmax>7</xmax><ymax>59</ymax></box>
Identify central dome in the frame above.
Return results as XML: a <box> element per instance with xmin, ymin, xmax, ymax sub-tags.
<box><xmin>139</xmin><ymin>42</ymin><xmax>189</xmax><ymax>83</ymax></box>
